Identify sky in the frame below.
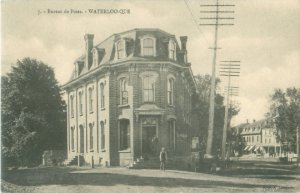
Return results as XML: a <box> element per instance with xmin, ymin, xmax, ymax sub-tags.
<box><xmin>1</xmin><ymin>0</ymin><xmax>300</xmax><ymax>125</ymax></box>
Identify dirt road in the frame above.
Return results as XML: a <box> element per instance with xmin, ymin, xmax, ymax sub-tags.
<box><xmin>2</xmin><ymin>162</ymin><xmax>300</xmax><ymax>193</ymax></box>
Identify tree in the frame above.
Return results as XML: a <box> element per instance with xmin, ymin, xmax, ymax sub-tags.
<box><xmin>192</xmin><ymin>74</ymin><xmax>239</xmax><ymax>155</ymax></box>
<box><xmin>227</xmin><ymin>124</ymin><xmax>246</xmax><ymax>156</ymax></box>
<box><xmin>267</xmin><ymin>87</ymin><xmax>300</xmax><ymax>153</ymax></box>
<box><xmin>1</xmin><ymin>58</ymin><xmax>66</xmax><ymax>167</ymax></box>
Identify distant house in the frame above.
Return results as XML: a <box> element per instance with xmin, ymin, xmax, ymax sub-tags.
<box><xmin>62</xmin><ymin>28</ymin><xmax>197</xmax><ymax>167</ymax></box>
<box><xmin>233</xmin><ymin>119</ymin><xmax>283</xmax><ymax>157</ymax></box>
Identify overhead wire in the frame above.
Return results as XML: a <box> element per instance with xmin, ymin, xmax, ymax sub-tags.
<box><xmin>183</xmin><ymin>0</ymin><xmax>210</xmax><ymax>46</ymax></box>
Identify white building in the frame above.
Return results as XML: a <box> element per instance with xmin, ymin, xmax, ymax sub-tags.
<box><xmin>236</xmin><ymin>119</ymin><xmax>283</xmax><ymax>157</ymax></box>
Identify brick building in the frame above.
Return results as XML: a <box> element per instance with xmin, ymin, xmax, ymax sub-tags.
<box><xmin>62</xmin><ymin>28</ymin><xmax>196</xmax><ymax>166</ymax></box>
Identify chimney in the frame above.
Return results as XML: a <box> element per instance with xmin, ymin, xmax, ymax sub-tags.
<box><xmin>84</xmin><ymin>34</ymin><xmax>94</xmax><ymax>70</ymax></box>
<box><xmin>253</xmin><ymin>119</ymin><xmax>256</xmax><ymax>123</ymax></box>
<box><xmin>180</xmin><ymin>36</ymin><xmax>188</xmax><ymax>64</ymax></box>
<box><xmin>180</xmin><ymin>36</ymin><xmax>187</xmax><ymax>50</ymax></box>
<box><xmin>246</xmin><ymin>119</ymin><xmax>249</xmax><ymax>124</ymax></box>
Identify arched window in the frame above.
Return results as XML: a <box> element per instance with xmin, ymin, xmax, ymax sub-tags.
<box><xmin>169</xmin><ymin>40</ymin><xmax>176</xmax><ymax>60</ymax></box>
<box><xmin>100</xmin><ymin>121</ymin><xmax>105</xmax><ymax>150</ymax></box>
<box><xmin>79</xmin><ymin>91</ymin><xmax>83</xmax><ymax>116</ymax></box>
<box><xmin>93</xmin><ymin>49</ymin><xmax>98</xmax><ymax>65</ymax></box>
<box><xmin>119</xmin><ymin>78</ymin><xmax>128</xmax><ymax>105</ymax></box>
<box><xmin>100</xmin><ymin>83</ymin><xmax>105</xmax><ymax>109</ymax></box>
<box><xmin>88</xmin><ymin>87</ymin><xmax>93</xmax><ymax>113</ymax></box>
<box><xmin>167</xmin><ymin>78</ymin><xmax>174</xmax><ymax>105</ymax></box>
<box><xmin>97</xmin><ymin>126</ymin><xmax>99</xmax><ymax>153</ymax></box>
<box><xmin>71</xmin><ymin>127</ymin><xmax>75</xmax><ymax>151</ymax></box>
<box><xmin>117</xmin><ymin>40</ymin><xmax>125</xmax><ymax>59</ymax></box>
<box><xmin>89</xmin><ymin>123</ymin><xmax>93</xmax><ymax>150</ymax></box>
<box><xmin>119</xmin><ymin>119</ymin><xmax>130</xmax><ymax>150</ymax></box>
<box><xmin>143</xmin><ymin>75</ymin><xmax>155</xmax><ymax>102</ymax></box>
<box><xmin>79</xmin><ymin>125</ymin><xmax>84</xmax><ymax>153</ymax></box>
<box><xmin>70</xmin><ymin>95</ymin><xmax>74</xmax><ymax>118</ymax></box>
<box><xmin>143</xmin><ymin>38</ymin><xmax>154</xmax><ymax>56</ymax></box>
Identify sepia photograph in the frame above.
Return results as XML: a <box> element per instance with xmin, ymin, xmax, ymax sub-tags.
<box><xmin>1</xmin><ymin>0</ymin><xmax>300</xmax><ymax>192</ymax></box>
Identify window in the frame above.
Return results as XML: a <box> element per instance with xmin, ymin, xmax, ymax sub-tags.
<box><xmin>97</xmin><ymin>127</ymin><xmax>99</xmax><ymax>153</ymax></box>
<box><xmin>100</xmin><ymin>83</ymin><xmax>105</xmax><ymax>109</ymax></box>
<box><xmin>119</xmin><ymin>119</ymin><xmax>130</xmax><ymax>150</ymax></box>
<box><xmin>119</xmin><ymin>78</ymin><xmax>128</xmax><ymax>105</ymax></box>
<box><xmin>269</xmin><ymin>138</ymin><xmax>271</xmax><ymax>143</ymax></box>
<box><xmin>117</xmin><ymin>40</ymin><xmax>125</xmax><ymax>59</ymax></box>
<box><xmin>143</xmin><ymin>38</ymin><xmax>154</xmax><ymax>56</ymax></box>
<box><xmin>79</xmin><ymin>91</ymin><xmax>83</xmax><ymax>115</ymax></box>
<box><xmin>89</xmin><ymin>123</ymin><xmax>93</xmax><ymax>150</ymax></box>
<box><xmin>93</xmin><ymin>53</ymin><xmax>97</xmax><ymax>65</ymax></box>
<box><xmin>257</xmin><ymin>136</ymin><xmax>259</xmax><ymax>142</ymax></box>
<box><xmin>70</xmin><ymin>95</ymin><xmax>74</xmax><ymax>118</ymax></box>
<box><xmin>100</xmin><ymin>121</ymin><xmax>105</xmax><ymax>150</ymax></box>
<box><xmin>71</xmin><ymin>127</ymin><xmax>75</xmax><ymax>151</ymax></box>
<box><xmin>93</xmin><ymin>49</ymin><xmax>98</xmax><ymax>65</ymax></box>
<box><xmin>265</xmin><ymin>138</ymin><xmax>267</xmax><ymax>144</ymax></box>
<box><xmin>167</xmin><ymin>78</ymin><xmax>174</xmax><ymax>105</ymax></box>
<box><xmin>169</xmin><ymin>40</ymin><xmax>176</xmax><ymax>60</ymax></box>
<box><xmin>168</xmin><ymin>119</ymin><xmax>175</xmax><ymax>150</ymax></box>
<box><xmin>79</xmin><ymin>125</ymin><xmax>84</xmax><ymax>153</ymax></box>
<box><xmin>88</xmin><ymin>87</ymin><xmax>93</xmax><ymax>113</ymax></box>
<box><xmin>252</xmin><ymin>136</ymin><xmax>254</xmax><ymax>142</ymax></box>
<box><xmin>143</xmin><ymin>75</ymin><xmax>155</xmax><ymax>102</ymax></box>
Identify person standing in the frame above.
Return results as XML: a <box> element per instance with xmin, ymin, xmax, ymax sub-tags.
<box><xmin>160</xmin><ymin>147</ymin><xmax>167</xmax><ymax>171</ymax></box>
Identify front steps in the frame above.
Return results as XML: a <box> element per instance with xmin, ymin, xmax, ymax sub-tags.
<box><xmin>64</xmin><ymin>155</ymin><xmax>78</xmax><ymax>166</ymax></box>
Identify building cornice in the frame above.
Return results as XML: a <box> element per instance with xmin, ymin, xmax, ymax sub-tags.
<box><xmin>61</xmin><ymin>60</ymin><xmax>196</xmax><ymax>91</ymax></box>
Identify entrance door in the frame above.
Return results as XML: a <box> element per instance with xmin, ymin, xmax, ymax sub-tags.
<box><xmin>79</xmin><ymin>125</ymin><xmax>84</xmax><ymax>153</ymax></box>
<box><xmin>142</xmin><ymin>126</ymin><xmax>157</xmax><ymax>155</ymax></box>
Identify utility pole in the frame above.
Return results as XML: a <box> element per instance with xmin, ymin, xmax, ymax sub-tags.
<box><xmin>200</xmin><ymin>0</ymin><xmax>235</xmax><ymax>158</ymax></box>
<box><xmin>297</xmin><ymin>126</ymin><xmax>299</xmax><ymax>167</ymax></box>
<box><xmin>219</xmin><ymin>61</ymin><xmax>240</xmax><ymax>162</ymax></box>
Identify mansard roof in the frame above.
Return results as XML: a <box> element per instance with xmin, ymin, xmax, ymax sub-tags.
<box><xmin>235</xmin><ymin>118</ymin><xmax>275</xmax><ymax>135</ymax></box>
<box><xmin>63</xmin><ymin>28</ymin><xmax>195</xmax><ymax>90</ymax></box>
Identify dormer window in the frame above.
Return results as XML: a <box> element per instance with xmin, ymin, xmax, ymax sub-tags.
<box><xmin>116</xmin><ymin>40</ymin><xmax>125</xmax><ymax>59</ymax></box>
<box><xmin>92</xmin><ymin>49</ymin><xmax>98</xmax><ymax>66</ymax></box>
<box><xmin>141</xmin><ymin>36</ymin><xmax>156</xmax><ymax>56</ymax></box>
<box><xmin>168</xmin><ymin>40</ymin><xmax>176</xmax><ymax>60</ymax></box>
